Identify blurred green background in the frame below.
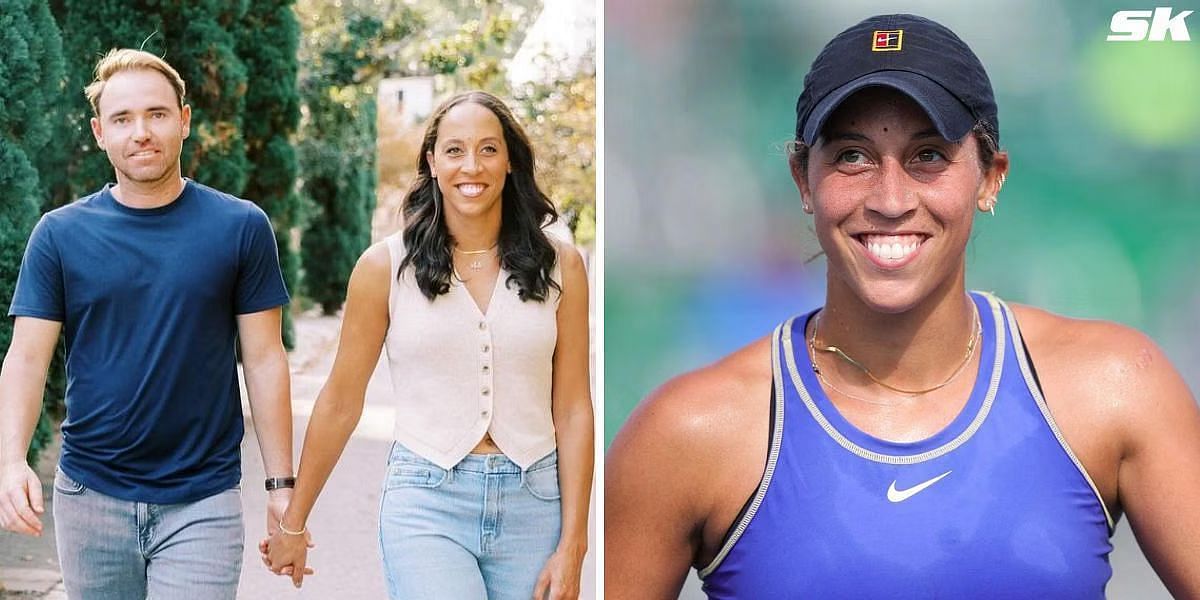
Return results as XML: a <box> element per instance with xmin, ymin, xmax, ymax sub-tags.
<box><xmin>604</xmin><ymin>1</ymin><xmax>1197</xmax><ymax>595</ymax></box>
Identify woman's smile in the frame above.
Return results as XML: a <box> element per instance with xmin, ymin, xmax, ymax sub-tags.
<box><xmin>854</xmin><ymin>232</ymin><xmax>929</xmax><ymax>269</ymax></box>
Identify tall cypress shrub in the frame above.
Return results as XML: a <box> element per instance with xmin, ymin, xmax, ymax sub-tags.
<box><xmin>0</xmin><ymin>0</ymin><xmax>65</xmax><ymax>463</ymax></box>
<box><xmin>300</xmin><ymin>89</ymin><xmax>376</xmax><ymax>314</ymax></box>
<box><xmin>296</xmin><ymin>7</ymin><xmax>384</xmax><ymax>314</ymax></box>
<box><xmin>168</xmin><ymin>0</ymin><xmax>250</xmax><ymax>194</ymax></box>
<box><xmin>239</xmin><ymin>0</ymin><xmax>302</xmax><ymax>346</ymax></box>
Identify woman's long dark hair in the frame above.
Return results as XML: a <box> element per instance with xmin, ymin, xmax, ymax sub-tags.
<box><xmin>399</xmin><ymin>91</ymin><xmax>561</xmax><ymax>302</ymax></box>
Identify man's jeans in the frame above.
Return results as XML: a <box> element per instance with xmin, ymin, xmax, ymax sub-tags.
<box><xmin>53</xmin><ymin>467</ymin><xmax>243</xmax><ymax>599</ymax></box>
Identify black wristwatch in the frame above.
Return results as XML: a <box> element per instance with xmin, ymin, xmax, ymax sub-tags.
<box><xmin>264</xmin><ymin>476</ymin><xmax>296</xmax><ymax>491</ymax></box>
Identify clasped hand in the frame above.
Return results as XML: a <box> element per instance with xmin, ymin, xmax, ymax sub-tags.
<box><xmin>261</xmin><ymin>493</ymin><xmax>315</xmax><ymax>588</ymax></box>
<box><xmin>260</xmin><ymin>526</ymin><xmax>315</xmax><ymax>588</ymax></box>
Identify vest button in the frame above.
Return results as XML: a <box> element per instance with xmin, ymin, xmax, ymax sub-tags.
<box><xmin>479</xmin><ymin>321</ymin><xmax>487</xmax><ymax>330</ymax></box>
<box><xmin>482</xmin><ymin>344</ymin><xmax>490</xmax><ymax>353</ymax></box>
<box><xmin>482</xmin><ymin>365</ymin><xmax>490</xmax><ymax>373</ymax></box>
<box><xmin>482</xmin><ymin>387</ymin><xmax>491</xmax><ymax>396</ymax></box>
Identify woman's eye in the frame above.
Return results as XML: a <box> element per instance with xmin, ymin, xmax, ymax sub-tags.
<box><xmin>915</xmin><ymin>149</ymin><xmax>945</xmax><ymax>162</ymax></box>
<box><xmin>480</xmin><ymin>145</ymin><xmax>498</xmax><ymax>155</ymax></box>
<box><xmin>445</xmin><ymin>147</ymin><xmax>462</xmax><ymax>156</ymax></box>
<box><xmin>837</xmin><ymin>149</ymin><xmax>866</xmax><ymax>164</ymax></box>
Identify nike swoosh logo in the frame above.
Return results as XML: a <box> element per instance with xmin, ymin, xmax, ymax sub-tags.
<box><xmin>887</xmin><ymin>471</ymin><xmax>952</xmax><ymax>503</ymax></box>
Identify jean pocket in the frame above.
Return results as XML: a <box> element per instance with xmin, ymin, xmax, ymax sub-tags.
<box><xmin>385</xmin><ymin>464</ymin><xmax>448</xmax><ymax>490</ymax></box>
<box><xmin>53</xmin><ymin>468</ymin><xmax>86</xmax><ymax>496</ymax></box>
<box><xmin>522</xmin><ymin>462</ymin><xmax>560</xmax><ymax>501</ymax></box>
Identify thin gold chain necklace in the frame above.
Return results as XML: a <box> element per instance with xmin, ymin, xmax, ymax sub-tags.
<box><xmin>807</xmin><ymin>341</ymin><xmax>899</xmax><ymax>406</ymax></box>
<box><xmin>808</xmin><ymin>304</ymin><xmax>980</xmax><ymax>397</ymax></box>
<box><xmin>453</xmin><ymin>243</ymin><xmax>497</xmax><ymax>271</ymax></box>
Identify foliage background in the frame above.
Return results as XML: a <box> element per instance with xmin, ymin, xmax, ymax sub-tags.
<box><xmin>0</xmin><ymin>0</ymin><xmax>64</xmax><ymax>463</ymax></box>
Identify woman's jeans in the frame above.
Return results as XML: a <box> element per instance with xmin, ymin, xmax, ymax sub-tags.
<box><xmin>52</xmin><ymin>467</ymin><xmax>244</xmax><ymax>599</ymax></box>
<box><xmin>379</xmin><ymin>443</ymin><xmax>562</xmax><ymax>600</ymax></box>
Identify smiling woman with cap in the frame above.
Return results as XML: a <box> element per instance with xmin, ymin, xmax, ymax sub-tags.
<box><xmin>605</xmin><ymin>13</ymin><xmax>1200</xmax><ymax>599</ymax></box>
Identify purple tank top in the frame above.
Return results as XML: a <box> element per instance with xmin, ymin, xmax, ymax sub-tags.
<box><xmin>699</xmin><ymin>292</ymin><xmax>1113</xmax><ymax>598</ymax></box>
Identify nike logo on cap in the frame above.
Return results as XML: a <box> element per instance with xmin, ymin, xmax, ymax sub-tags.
<box><xmin>887</xmin><ymin>471</ymin><xmax>952</xmax><ymax>503</ymax></box>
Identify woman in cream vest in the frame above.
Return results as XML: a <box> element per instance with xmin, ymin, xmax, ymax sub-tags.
<box><xmin>264</xmin><ymin>91</ymin><xmax>593</xmax><ymax>600</ymax></box>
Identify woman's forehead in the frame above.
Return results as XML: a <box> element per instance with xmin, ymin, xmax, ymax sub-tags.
<box><xmin>437</xmin><ymin>102</ymin><xmax>504</xmax><ymax>141</ymax></box>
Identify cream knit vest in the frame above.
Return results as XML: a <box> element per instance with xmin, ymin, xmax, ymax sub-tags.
<box><xmin>384</xmin><ymin>233</ymin><xmax>560</xmax><ymax>469</ymax></box>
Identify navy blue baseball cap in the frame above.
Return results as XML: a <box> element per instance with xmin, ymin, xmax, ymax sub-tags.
<box><xmin>795</xmin><ymin>14</ymin><xmax>998</xmax><ymax>146</ymax></box>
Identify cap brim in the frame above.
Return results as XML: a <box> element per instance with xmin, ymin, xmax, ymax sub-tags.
<box><xmin>800</xmin><ymin>71</ymin><xmax>976</xmax><ymax>145</ymax></box>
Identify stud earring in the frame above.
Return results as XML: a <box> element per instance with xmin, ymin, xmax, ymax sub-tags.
<box><xmin>988</xmin><ymin>199</ymin><xmax>996</xmax><ymax>216</ymax></box>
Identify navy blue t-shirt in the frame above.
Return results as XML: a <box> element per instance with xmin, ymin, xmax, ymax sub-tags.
<box><xmin>9</xmin><ymin>180</ymin><xmax>289</xmax><ymax>504</ymax></box>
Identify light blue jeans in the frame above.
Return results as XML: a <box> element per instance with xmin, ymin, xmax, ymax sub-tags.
<box><xmin>378</xmin><ymin>443</ymin><xmax>562</xmax><ymax>600</ymax></box>
<box><xmin>52</xmin><ymin>467</ymin><xmax>244</xmax><ymax>599</ymax></box>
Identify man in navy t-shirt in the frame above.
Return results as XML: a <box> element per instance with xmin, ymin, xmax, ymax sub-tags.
<box><xmin>0</xmin><ymin>49</ymin><xmax>298</xmax><ymax>598</ymax></box>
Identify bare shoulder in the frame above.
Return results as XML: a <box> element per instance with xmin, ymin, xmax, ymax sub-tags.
<box><xmin>346</xmin><ymin>241</ymin><xmax>392</xmax><ymax>303</ymax></box>
<box><xmin>552</xmin><ymin>237</ymin><xmax>584</xmax><ymax>267</ymax></box>
<box><xmin>552</xmin><ymin>238</ymin><xmax>587</xmax><ymax>282</ymax></box>
<box><xmin>356</xmin><ymin>240</ymin><xmax>392</xmax><ymax>274</ymax></box>
<box><xmin>607</xmin><ymin>333</ymin><xmax>774</xmax><ymax>531</ymax></box>
<box><xmin>1009</xmin><ymin>303</ymin><xmax>1195</xmax><ymax>442</ymax></box>
<box><xmin>605</xmin><ymin>336</ymin><xmax>774</xmax><ymax>600</ymax></box>
<box><xmin>622</xmin><ymin>334</ymin><xmax>772</xmax><ymax>455</ymax></box>
<box><xmin>1011</xmin><ymin>303</ymin><xmax>1186</xmax><ymax>396</ymax></box>
<box><xmin>1011</xmin><ymin>305</ymin><xmax>1200</xmax><ymax>594</ymax></box>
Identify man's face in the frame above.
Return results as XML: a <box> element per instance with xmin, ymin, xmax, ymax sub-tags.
<box><xmin>90</xmin><ymin>69</ymin><xmax>191</xmax><ymax>187</ymax></box>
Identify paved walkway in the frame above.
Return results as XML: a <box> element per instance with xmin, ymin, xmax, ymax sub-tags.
<box><xmin>1</xmin><ymin>309</ymin><xmax>596</xmax><ymax>599</ymax></box>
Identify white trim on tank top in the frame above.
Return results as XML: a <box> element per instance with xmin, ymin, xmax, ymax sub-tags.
<box><xmin>782</xmin><ymin>292</ymin><xmax>1005</xmax><ymax>464</ymax></box>
<box><xmin>1000</xmin><ymin>298</ymin><xmax>1115</xmax><ymax>534</ymax></box>
<box><xmin>698</xmin><ymin>323</ymin><xmax>788</xmax><ymax>579</ymax></box>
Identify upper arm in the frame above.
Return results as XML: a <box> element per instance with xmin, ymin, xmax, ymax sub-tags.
<box><xmin>605</xmin><ymin>377</ymin><xmax>712</xmax><ymax>599</ymax></box>
<box><xmin>1106</xmin><ymin>329</ymin><xmax>1200</xmax><ymax>596</ymax></box>
<box><xmin>3</xmin><ymin>317</ymin><xmax>62</xmax><ymax>373</ymax></box>
<box><xmin>605</xmin><ymin>348</ymin><xmax>770</xmax><ymax>599</ymax></box>
<box><xmin>551</xmin><ymin>243</ymin><xmax>590</xmax><ymax>414</ymax></box>
<box><xmin>235</xmin><ymin>307</ymin><xmax>286</xmax><ymax>366</ymax></box>
<box><xmin>321</xmin><ymin>242</ymin><xmax>391</xmax><ymax>401</ymax></box>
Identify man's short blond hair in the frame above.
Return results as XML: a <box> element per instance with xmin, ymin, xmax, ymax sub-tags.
<box><xmin>84</xmin><ymin>48</ymin><xmax>186</xmax><ymax>116</ymax></box>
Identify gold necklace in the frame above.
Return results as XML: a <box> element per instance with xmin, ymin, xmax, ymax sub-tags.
<box><xmin>807</xmin><ymin>341</ymin><xmax>898</xmax><ymax>406</ymax></box>
<box><xmin>808</xmin><ymin>304</ymin><xmax>980</xmax><ymax>397</ymax></box>
<box><xmin>453</xmin><ymin>243</ymin><xmax>497</xmax><ymax>271</ymax></box>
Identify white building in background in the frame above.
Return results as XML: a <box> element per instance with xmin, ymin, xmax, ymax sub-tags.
<box><xmin>377</xmin><ymin>0</ymin><xmax>594</xmax><ymax>120</ymax></box>
<box><xmin>509</xmin><ymin>0</ymin><xmax>596</xmax><ymax>85</ymax></box>
<box><xmin>377</xmin><ymin>76</ymin><xmax>435</xmax><ymax>125</ymax></box>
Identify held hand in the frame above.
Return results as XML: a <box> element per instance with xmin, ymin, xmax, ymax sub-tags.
<box><xmin>262</xmin><ymin>524</ymin><xmax>315</xmax><ymax>588</ymax></box>
<box><xmin>532</xmin><ymin>545</ymin><xmax>586</xmax><ymax>600</ymax></box>
<box><xmin>0</xmin><ymin>462</ymin><xmax>44</xmax><ymax>536</ymax></box>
